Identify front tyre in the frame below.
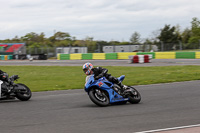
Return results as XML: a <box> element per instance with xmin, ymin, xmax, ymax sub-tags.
<box><xmin>89</xmin><ymin>89</ymin><xmax>109</xmax><ymax>107</ymax></box>
<box><xmin>128</xmin><ymin>87</ymin><xmax>141</xmax><ymax>104</ymax></box>
<box><xmin>15</xmin><ymin>83</ymin><xmax>32</xmax><ymax>101</ymax></box>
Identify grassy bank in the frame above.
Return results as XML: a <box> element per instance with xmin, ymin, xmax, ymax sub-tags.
<box><xmin>1</xmin><ymin>66</ymin><xmax>200</xmax><ymax>92</ymax></box>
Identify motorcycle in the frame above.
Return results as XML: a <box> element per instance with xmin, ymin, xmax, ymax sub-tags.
<box><xmin>0</xmin><ymin>75</ymin><xmax>32</xmax><ymax>101</ymax></box>
<box><xmin>84</xmin><ymin>75</ymin><xmax>141</xmax><ymax>107</ymax></box>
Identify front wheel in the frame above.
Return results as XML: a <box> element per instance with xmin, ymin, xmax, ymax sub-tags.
<box><xmin>127</xmin><ymin>87</ymin><xmax>141</xmax><ymax>104</ymax></box>
<box><xmin>88</xmin><ymin>89</ymin><xmax>109</xmax><ymax>107</ymax></box>
<box><xmin>15</xmin><ymin>83</ymin><xmax>32</xmax><ymax>101</ymax></box>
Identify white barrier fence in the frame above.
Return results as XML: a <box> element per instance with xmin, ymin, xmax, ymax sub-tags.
<box><xmin>128</xmin><ymin>55</ymin><xmax>152</xmax><ymax>63</ymax></box>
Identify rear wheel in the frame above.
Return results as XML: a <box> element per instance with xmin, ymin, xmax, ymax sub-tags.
<box><xmin>15</xmin><ymin>83</ymin><xmax>32</xmax><ymax>101</ymax></box>
<box><xmin>127</xmin><ymin>87</ymin><xmax>141</xmax><ymax>104</ymax></box>
<box><xmin>89</xmin><ymin>89</ymin><xmax>109</xmax><ymax>107</ymax></box>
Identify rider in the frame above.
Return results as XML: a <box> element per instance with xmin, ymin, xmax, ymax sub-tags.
<box><xmin>82</xmin><ymin>62</ymin><xmax>126</xmax><ymax>94</ymax></box>
<box><xmin>0</xmin><ymin>70</ymin><xmax>11</xmax><ymax>93</ymax></box>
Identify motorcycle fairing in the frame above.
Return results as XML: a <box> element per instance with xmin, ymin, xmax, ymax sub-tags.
<box><xmin>118</xmin><ymin>75</ymin><xmax>125</xmax><ymax>82</ymax></box>
<box><xmin>106</xmin><ymin>89</ymin><xmax>128</xmax><ymax>103</ymax></box>
<box><xmin>13</xmin><ymin>84</ymin><xmax>27</xmax><ymax>92</ymax></box>
<box><xmin>85</xmin><ymin>75</ymin><xmax>129</xmax><ymax>103</ymax></box>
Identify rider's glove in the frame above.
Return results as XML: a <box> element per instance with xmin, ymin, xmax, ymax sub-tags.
<box><xmin>13</xmin><ymin>75</ymin><xmax>19</xmax><ymax>80</ymax></box>
<box><xmin>95</xmin><ymin>74</ymin><xmax>103</xmax><ymax>80</ymax></box>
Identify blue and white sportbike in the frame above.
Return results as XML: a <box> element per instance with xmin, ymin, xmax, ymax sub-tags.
<box><xmin>0</xmin><ymin>75</ymin><xmax>32</xmax><ymax>101</ymax></box>
<box><xmin>84</xmin><ymin>75</ymin><xmax>141</xmax><ymax>107</ymax></box>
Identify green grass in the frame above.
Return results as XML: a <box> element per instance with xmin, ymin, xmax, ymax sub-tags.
<box><xmin>1</xmin><ymin>66</ymin><xmax>200</xmax><ymax>92</ymax></box>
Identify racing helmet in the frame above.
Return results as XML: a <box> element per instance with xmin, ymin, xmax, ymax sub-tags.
<box><xmin>83</xmin><ymin>62</ymin><xmax>93</xmax><ymax>75</ymax></box>
<box><xmin>0</xmin><ymin>73</ymin><xmax>8</xmax><ymax>81</ymax></box>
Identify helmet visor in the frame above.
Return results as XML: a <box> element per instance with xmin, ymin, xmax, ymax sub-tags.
<box><xmin>83</xmin><ymin>68</ymin><xmax>88</xmax><ymax>73</ymax></box>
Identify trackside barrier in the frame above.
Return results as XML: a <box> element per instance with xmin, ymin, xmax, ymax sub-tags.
<box><xmin>0</xmin><ymin>55</ymin><xmax>13</xmax><ymax>60</ymax></box>
<box><xmin>8</xmin><ymin>55</ymin><xmax>13</xmax><ymax>60</ymax></box>
<box><xmin>129</xmin><ymin>55</ymin><xmax>152</xmax><ymax>63</ymax></box>
<box><xmin>137</xmin><ymin>52</ymin><xmax>155</xmax><ymax>59</ymax></box>
<box><xmin>144</xmin><ymin>55</ymin><xmax>150</xmax><ymax>63</ymax></box>
<box><xmin>0</xmin><ymin>55</ymin><xmax>4</xmax><ymax>60</ymax></box>
<box><xmin>92</xmin><ymin>53</ymin><xmax>105</xmax><ymax>60</ymax></box>
<box><xmin>70</xmin><ymin>54</ymin><xmax>82</xmax><ymax>60</ymax></box>
<box><xmin>4</xmin><ymin>55</ymin><xmax>7</xmax><ymax>60</ymax></box>
<box><xmin>57</xmin><ymin>52</ymin><xmax>200</xmax><ymax>60</ymax></box>
<box><xmin>105</xmin><ymin>53</ymin><xmax>118</xmax><ymax>59</ymax></box>
<box><xmin>176</xmin><ymin>52</ymin><xmax>195</xmax><ymax>59</ymax></box>
<box><xmin>82</xmin><ymin>53</ymin><xmax>93</xmax><ymax>60</ymax></box>
<box><xmin>57</xmin><ymin>54</ymin><xmax>60</xmax><ymax>60</ymax></box>
<box><xmin>118</xmin><ymin>52</ymin><xmax>136</xmax><ymax>59</ymax></box>
<box><xmin>60</xmin><ymin>54</ymin><xmax>70</xmax><ymax>60</ymax></box>
<box><xmin>155</xmin><ymin>52</ymin><xmax>175</xmax><ymax>59</ymax></box>
<box><xmin>196</xmin><ymin>52</ymin><xmax>200</xmax><ymax>59</ymax></box>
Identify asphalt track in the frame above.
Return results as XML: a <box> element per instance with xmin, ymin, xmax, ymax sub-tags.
<box><xmin>0</xmin><ymin>81</ymin><xmax>200</xmax><ymax>133</ymax></box>
<box><xmin>1</xmin><ymin>59</ymin><xmax>200</xmax><ymax>133</ymax></box>
<box><xmin>1</xmin><ymin>59</ymin><xmax>200</xmax><ymax>66</ymax></box>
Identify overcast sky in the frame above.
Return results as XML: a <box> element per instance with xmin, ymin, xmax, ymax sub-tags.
<box><xmin>0</xmin><ymin>0</ymin><xmax>200</xmax><ymax>42</ymax></box>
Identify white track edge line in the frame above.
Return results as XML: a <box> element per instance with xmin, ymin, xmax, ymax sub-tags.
<box><xmin>135</xmin><ymin>124</ymin><xmax>200</xmax><ymax>133</ymax></box>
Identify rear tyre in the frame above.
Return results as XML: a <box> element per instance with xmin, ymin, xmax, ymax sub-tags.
<box><xmin>15</xmin><ymin>83</ymin><xmax>32</xmax><ymax>101</ymax></box>
<box><xmin>89</xmin><ymin>89</ymin><xmax>109</xmax><ymax>107</ymax></box>
<box><xmin>128</xmin><ymin>87</ymin><xmax>141</xmax><ymax>104</ymax></box>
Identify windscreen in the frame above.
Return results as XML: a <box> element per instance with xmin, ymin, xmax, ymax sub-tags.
<box><xmin>85</xmin><ymin>75</ymin><xmax>93</xmax><ymax>83</ymax></box>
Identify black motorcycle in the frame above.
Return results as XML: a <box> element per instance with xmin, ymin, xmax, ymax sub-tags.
<box><xmin>0</xmin><ymin>75</ymin><xmax>32</xmax><ymax>101</ymax></box>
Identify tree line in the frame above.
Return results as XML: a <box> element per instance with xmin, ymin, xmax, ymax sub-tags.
<box><xmin>1</xmin><ymin>17</ymin><xmax>200</xmax><ymax>52</ymax></box>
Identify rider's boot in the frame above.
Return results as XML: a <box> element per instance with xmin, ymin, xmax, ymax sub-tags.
<box><xmin>116</xmin><ymin>80</ymin><xmax>131</xmax><ymax>98</ymax></box>
<box><xmin>112</xmin><ymin>77</ymin><xmax>127</xmax><ymax>96</ymax></box>
<box><xmin>116</xmin><ymin>81</ymin><xmax>127</xmax><ymax>93</ymax></box>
